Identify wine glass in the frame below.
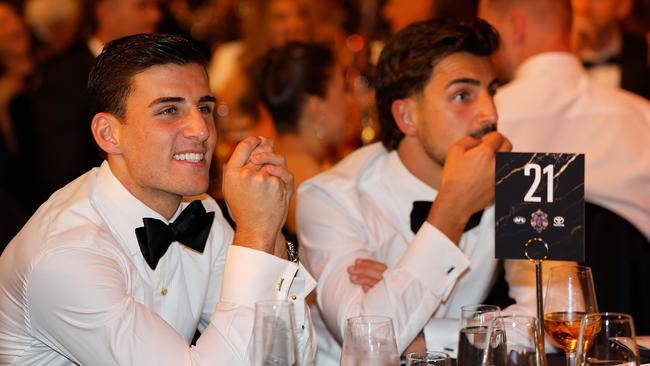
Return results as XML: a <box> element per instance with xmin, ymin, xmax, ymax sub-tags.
<box><xmin>406</xmin><ymin>351</ymin><xmax>451</xmax><ymax>365</ymax></box>
<box><xmin>543</xmin><ymin>265</ymin><xmax>598</xmax><ymax>366</ymax></box>
<box><xmin>253</xmin><ymin>300</ymin><xmax>299</xmax><ymax>366</ymax></box>
<box><xmin>340</xmin><ymin>315</ymin><xmax>400</xmax><ymax>366</ymax></box>
<box><xmin>482</xmin><ymin>315</ymin><xmax>543</xmax><ymax>366</ymax></box>
<box><xmin>576</xmin><ymin>312</ymin><xmax>640</xmax><ymax>366</ymax></box>
<box><xmin>457</xmin><ymin>304</ymin><xmax>501</xmax><ymax>366</ymax></box>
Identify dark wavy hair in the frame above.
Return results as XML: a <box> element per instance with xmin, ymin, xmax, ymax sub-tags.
<box><xmin>88</xmin><ymin>33</ymin><xmax>207</xmax><ymax>120</ymax></box>
<box><xmin>375</xmin><ymin>18</ymin><xmax>500</xmax><ymax>150</ymax></box>
<box><xmin>256</xmin><ymin>42</ymin><xmax>335</xmax><ymax>134</ymax></box>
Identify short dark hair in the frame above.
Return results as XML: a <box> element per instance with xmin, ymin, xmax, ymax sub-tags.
<box><xmin>375</xmin><ymin>18</ymin><xmax>499</xmax><ymax>150</ymax></box>
<box><xmin>256</xmin><ymin>42</ymin><xmax>335</xmax><ymax>134</ymax></box>
<box><xmin>88</xmin><ymin>33</ymin><xmax>208</xmax><ymax>120</ymax></box>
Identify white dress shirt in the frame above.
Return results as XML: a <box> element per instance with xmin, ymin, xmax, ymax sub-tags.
<box><xmin>496</xmin><ymin>52</ymin><xmax>650</xmax><ymax>240</ymax></box>
<box><xmin>296</xmin><ymin>144</ymin><xmax>542</xmax><ymax>366</ymax></box>
<box><xmin>0</xmin><ymin>161</ymin><xmax>316</xmax><ymax>366</ymax></box>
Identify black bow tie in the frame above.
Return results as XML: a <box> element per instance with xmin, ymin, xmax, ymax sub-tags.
<box><xmin>582</xmin><ymin>55</ymin><xmax>621</xmax><ymax>69</ymax></box>
<box><xmin>135</xmin><ymin>200</ymin><xmax>215</xmax><ymax>270</ymax></box>
<box><xmin>410</xmin><ymin>201</ymin><xmax>483</xmax><ymax>234</ymax></box>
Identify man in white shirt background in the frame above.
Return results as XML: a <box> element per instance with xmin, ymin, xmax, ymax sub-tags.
<box><xmin>479</xmin><ymin>0</ymin><xmax>650</xmax><ymax>333</ymax></box>
<box><xmin>571</xmin><ymin>0</ymin><xmax>650</xmax><ymax>99</ymax></box>
<box><xmin>0</xmin><ymin>33</ymin><xmax>315</xmax><ymax>365</ymax></box>
<box><xmin>296</xmin><ymin>18</ymin><xmax>545</xmax><ymax>365</ymax></box>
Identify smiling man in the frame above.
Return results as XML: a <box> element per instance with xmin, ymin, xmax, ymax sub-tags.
<box><xmin>296</xmin><ymin>18</ymin><xmax>539</xmax><ymax>365</ymax></box>
<box><xmin>0</xmin><ymin>34</ymin><xmax>315</xmax><ymax>365</ymax></box>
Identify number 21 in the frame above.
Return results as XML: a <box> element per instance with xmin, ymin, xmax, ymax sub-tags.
<box><xmin>524</xmin><ymin>164</ymin><xmax>554</xmax><ymax>202</ymax></box>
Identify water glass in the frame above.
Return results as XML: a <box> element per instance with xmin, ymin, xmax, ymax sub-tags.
<box><xmin>482</xmin><ymin>315</ymin><xmax>544</xmax><ymax>366</ymax></box>
<box><xmin>406</xmin><ymin>351</ymin><xmax>451</xmax><ymax>365</ymax></box>
<box><xmin>457</xmin><ymin>304</ymin><xmax>501</xmax><ymax>366</ymax></box>
<box><xmin>576</xmin><ymin>312</ymin><xmax>640</xmax><ymax>366</ymax></box>
<box><xmin>340</xmin><ymin>315</ymin><xmax>400</xmax><ymax>366</ymax></box>
<box><xmin>253</xmin><ymin>300</ymin><xmax>299</xmax><ymax>366</ymax></box>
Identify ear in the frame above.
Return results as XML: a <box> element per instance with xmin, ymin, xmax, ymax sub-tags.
<box><xmin>391</xmin><ymin>99</ymin><xmax>418</xmax><ymax>137</ymax></box>
<box><xmin>91</xmin><ymin>112</ymin><xmax>122</xmax><ymax>155</ymax></box>
<box><xmin>509</xmin><ymin>9</ymin><xmax>526</xmax><ymax>44</ymax></box>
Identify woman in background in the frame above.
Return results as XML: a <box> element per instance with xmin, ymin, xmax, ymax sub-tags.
<box><xmin>257</xmin><ymin>42</ymin><xmax>348</xmax><ymax>241</ymax></box>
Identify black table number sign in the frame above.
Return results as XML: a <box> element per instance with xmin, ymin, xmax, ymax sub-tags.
<box><xmin>495</xmin><ymin>152</ymin><xmax>585</xmax><ymax>261</ymax></box>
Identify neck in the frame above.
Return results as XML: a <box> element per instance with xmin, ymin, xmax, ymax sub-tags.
<box><xmin>286</xmin><ymin>125</ymin><xmax>327</xmax><ymax>162</ymax></box>
<box><xmin>579</xmin><ymin>27</ymin><xmax>621</xmax><ymax>57</ymax></box>
<box><xmin>108</xmin><ymin>159</ymin><xmax>181</xmax><ymax>220</ymax></box>
<box><xmin>396</xmin><ymin>137</ymin><xmax>443</xmax><ymax>190</ymax></box>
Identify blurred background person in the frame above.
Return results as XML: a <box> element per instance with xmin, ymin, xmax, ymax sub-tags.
<box><xmin>256</xmin><ymin>42</ymin><xmax>349</xmax><ymax>243</ymax></box>
<box><xmin>480</xmin><ymin>0</ymin><xmax>650</xmax><ymax>333</ymax></box>
<box><xmin>28</xmin><ymin>0</ymin><xmax>161</xmax><ymax>206</ymax></box>
<box><xmin>23</xmin><ymin>0</ymin><xmax>82</xmax><ymax>62</ymax></box>
<box><xmin>0</xmin><ymin>0</ymin><xmax>33</xmax><ymax>253</ymax></box>
<box><xmin>208</xmin><ymin>0</ymin><xmax>313</xmax><ymax>144</ymax></box>
<box><xmin>571</xmin><ymin>0</ymin><xmax>650</xmax><ymax>99</ymax></box>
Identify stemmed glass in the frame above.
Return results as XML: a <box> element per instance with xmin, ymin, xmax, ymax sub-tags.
<box><xmin>482</xmin><ymin>315</ymin><xmax>543</xmax><ymax>366</ymax></box>
<box><xmin>576</xmin><ymin>312</ymin><xmax>640</xmax><ymax>366</ymax></box>
<box><xmin>253</xmin><ymin>300</ymin><xmax>300</xmax><ymax>366</ymax></box>
<box><xmin>340</xmin><ymin>315</ymin><xmax>400</xmax><ymax>366</ymax></box>
<box><xmin>457</xmin><ymin>304</ymin><xmax>501</xmax><ymax>366</ymax></box>
<box><xmin>543</xmin><ymin>265</ymin><xmax>598</xmax><ymax>366</ymax></box>
<box><xmin>406</xmin><ymin>351</ymin><xmax>451</xmax><ymax>365</ymax></box>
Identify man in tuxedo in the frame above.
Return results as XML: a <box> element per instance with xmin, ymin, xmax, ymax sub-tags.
<box><xmin>29</xmin><ymin>0</ymin><xmax>162</xmax><ymax>204</ymax></box>
<box><xmin>296</xmin><ymin>18</ymin><xmax>541</xmax><ymax>366</ymax></box>
<box><xmin>0</xmin><ymin>33</ymin><xmax>315</xmax><ymax>365</ymax></box>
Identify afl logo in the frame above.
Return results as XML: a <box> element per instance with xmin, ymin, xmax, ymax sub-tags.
<box><xmin>513</xmin><ymin>216</ymin><xmax>526</xmax><ymax>224</ymax></box>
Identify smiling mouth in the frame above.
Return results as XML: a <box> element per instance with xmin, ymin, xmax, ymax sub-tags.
<box><xmin>173</xmin><ymin>153</ymin><xmax>205</xmax><ymax>163</ymax></box>
<box><xmin>469</xmin><ymin>124</ymin><xmax>497</xmax><ymax>139</ymax></box>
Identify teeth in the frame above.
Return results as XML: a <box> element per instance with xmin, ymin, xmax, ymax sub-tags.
<box><xmin>173</xmin><ymin>153</ymin><xmax>204</xmax><ymax>162</ymax></box>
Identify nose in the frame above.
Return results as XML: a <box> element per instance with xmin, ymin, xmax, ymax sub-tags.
<box><xmin>477</xmin><ymin>90</ymin><xmax>498</xmax><ymax>127</ymax></box>
<box><xmin>184</xmin><ymin>109</ymin><xmax>211</xmax><ymax>142</ymax></box>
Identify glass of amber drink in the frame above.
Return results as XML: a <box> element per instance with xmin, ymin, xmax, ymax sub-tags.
<box><xmin>543</xmin><ymin>265</ymin><xmax>598</xmax><ymax>366</ymax></box>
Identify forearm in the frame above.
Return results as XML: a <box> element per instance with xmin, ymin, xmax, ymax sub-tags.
<box><xmin>314</xmin><ymin>224</ymin><xmax>470</xmax><ymax>353</ymax></box>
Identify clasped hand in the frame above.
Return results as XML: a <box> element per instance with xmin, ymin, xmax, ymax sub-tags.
<box><xmin>222</xmin><ymin>136</ymin><xmax>294</xmax><ymax>254</ymax></box>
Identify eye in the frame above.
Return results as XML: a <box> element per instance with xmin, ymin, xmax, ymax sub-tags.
<box><xmin>159</xmin><ymin>106</ymin><xmax>178</xmax><ymax>116</ymax></box>
<box><xmin>199</xmin><ymin>105</ymin><xmax>213</xmax><ymax>114</ymax></box>
<box><xmin>452</xmin><ymin>91</ymin><xmax>472</xmax><ymax>102</ymax></box>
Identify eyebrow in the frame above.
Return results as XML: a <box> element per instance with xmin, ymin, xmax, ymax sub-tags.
<box><xmin>148</xmin><ymin>95</ymin><xmax>216</xmax><ymax>108</ymax></box>
<box><xmin>446</xmin><ymin>78</ymin><xmax>480</xmax><ymax>88</ymax></box>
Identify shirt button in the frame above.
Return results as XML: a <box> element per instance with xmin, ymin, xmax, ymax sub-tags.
<box><xmin>290</xmin><ymin>294</ymin><xmax>297</xmax><ymax>301</ymax></box>
<box><xmin>160</xmin><ymin>288</ymin><xmax>168</xmax><ymax>296</ymax></box>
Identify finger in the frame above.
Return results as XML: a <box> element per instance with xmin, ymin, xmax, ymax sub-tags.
<box><xmin>225</xmin><ymin>136</ymin><xmax>261</xmax><ymax>169</ymax></box>
<box><xmin>354</xmin><ymin>258</ymin><xmax>388</xmax><ymax>273</ymax></box>
<box><xmin>349</xmin><ymin>265</ymin><xmax>384</xmax><ymax>282</ymax></box>
<box><xmin>362</xmin><ymin>285</ymin><xmax>370</xmax><ymax>293</ymax></box>
<box><xmin>349</xmin><ymin>273</ymin><xmax>382</xmax><ymax>287</ymax></box>
<box><xmin>479</xmin><ymin>131</ymin><xmax>507</xmax><ymax>152</ymax></box>
<box><xmin>251</xmin><ymin>152</ymin><xmax>286</xmax><ymax>167</ymax></box>
<box><xmin>250</xmin><ymin>136</ymin><xmax>274</xmax><ymax>156</ymax></box>
<box><xmin>449</xmin><ymin>135</ymin><xmax>482</xmax><ymax>156</ymax></box>
<box><xmin>498</xmin><ymin>136</ymin><xmax>513</xmax><ymax>152</ymax></box>
<box><xmin>263</xmin><ymin>164</ymin><xmax>294</xmax><ymax>188</ymax></box>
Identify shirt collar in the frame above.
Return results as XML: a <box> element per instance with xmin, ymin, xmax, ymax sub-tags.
<box><xmin>514</xmin><ymin>52</ymin><xmax>585</xmax><ymax>81</ymax></box>
<box><xmin>378</xmin><ymin>150</ymin><xmax>438</xmax><ymax>225</ymax></box>
<box><xmin>91</xmin><ymin>161</ymin><xmax>185</xmax><ymax>256</ymax></box>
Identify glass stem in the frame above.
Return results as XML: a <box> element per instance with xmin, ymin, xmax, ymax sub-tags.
<box><xmin>566</xmin><ymin>351</ymin><xmax>577</xmax><ymax>366</ymax></box>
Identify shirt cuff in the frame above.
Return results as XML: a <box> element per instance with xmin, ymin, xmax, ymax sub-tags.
<box><xmin>397</xmin><ymin>222</ymin><xmax>470</xmax><ymax>298</ymax></box>
<box><xmin>220</xmin><ymin>245</ymin><xmax>299</xmax><ymax>308</ymax></box>
<box><xmin>423</xmin><ymin>318</ymin><xmax>461</xmax><ymax>358</ymax></box>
